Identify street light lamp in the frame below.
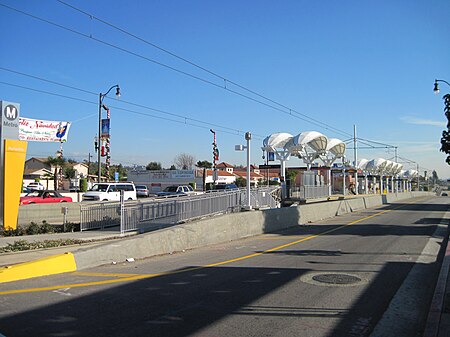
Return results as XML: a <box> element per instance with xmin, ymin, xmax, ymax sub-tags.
<box><xmin>235</xmin><ymin>131</ymin><xmax>252</xmax><ymax>210</ymax></box>
<box><xmin>98</xmin><ymin>85</ymin><xmax>120</xmax><ymax>183</ymax></box>
<box><xmin>434</xmin><ymin>79</ymin><xmax>450</xmax><ymax>94</ymax></box>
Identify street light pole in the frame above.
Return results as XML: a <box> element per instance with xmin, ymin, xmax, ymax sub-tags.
<box><xmin>434</xmin><ymin>79</ymin><xmax>450</xmax><ymax>94</ymax></box>
<box><xmin>235</xmin><ymin>132</ymin><xmax>252</xmax><ymax>210</ymax></box>
<box><xmin>97</xmin><ymin>85</ymin><xmax>120</xmax><ymax>183</ymax></box>
<box><xmin>245</xmin><ymin>132</ymin><xmax>251</xmax><ymax>209</ymax></box>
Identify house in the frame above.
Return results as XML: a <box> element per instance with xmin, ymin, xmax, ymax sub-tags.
<box><xmin>216</xmin><ymin>162</ymin><xmax>234</xmax><ymax>174</ymax></box>
<box><xmin>23</xmin><ymin>167</ymin><xmax>54</xmax><ymax>189</ymax></box>
<box><xmin>233</xmin><ymin>166</ymin><xmax>265</xmax><ymax>186</ymax></box>
<box><xmin>24</xmin><ymin>157</ymin><xmax>89</xmax><ymax>191</ymax></box>
<box><xmin>203</xmin><ymin>169</ymin><xmax>236</xmax><ymax>185</ymax></box>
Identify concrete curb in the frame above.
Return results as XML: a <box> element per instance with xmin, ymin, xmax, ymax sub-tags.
<box><xmin>0</xmin><ymin>191</ymin><xmax>434</xmax><ymax>283</ymax></box>
<box><xmin>423</xmin><ymin>229</ymin><xmax>450</xmax><ymax>337</ymax></box>
<box><xmin>0</xmin><ymin>252</ymin><xmax>77</xmax><ymax>283</ymax></box>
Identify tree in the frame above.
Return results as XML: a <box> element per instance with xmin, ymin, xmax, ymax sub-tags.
<box><xmin>109</xmin><ymin>164</ymin><xmax>127</xmax><ymax>181</ymax></box>
<box><xmin>64</xmin><ymin>166</ymin><xmax>76</xmax><ymax>179</ymax></box>
<box><xmin>169</xmin><ymin>164</ymin><xmax>176</xmax><ymax>170</ymax></box>
<box><xmin>174</xmin><ymin>153</ymin><xmax>195</xmax><ymax>170</ymax></box>
<box><xmin>235</xmin><ymin>177</ymin><xmax>246</xmax><ymax>187</ymax></box>
<box><xmin>146</xmin><ymin>162</ymin><xmax>162</xmax><ymax>170</ymax></box>
<box><xmin>196</xmin><ymin>160</ymin><xmax>213</xmax><ymax>191</ymax></box>
<box><xmin>196</xmin><ymin>160</ymin><xmax>212</xmax><ymax>169</ymax></box>
<box><xmin>432</xmin><ymin>170</ymin><xmax>439</xmax><ymax>184</ymax></box>
<box><xmin>440</xmin><ymin>94</ymin><xmax>450</xmax><ymax>165</ymax></box>
<box><xmin>44</xmin><ymin>156</ymin><xmax>66</xmax><ymax>190</ymax></box>
<box><xmin>287</xmin><ymin>170</ymin><xmax>299</xmax><ymax>185</ymax></box>
<box><xmin>42</xmin><ymin>171</ymin><xmax>54</xmax><ymax>189</ymax></box>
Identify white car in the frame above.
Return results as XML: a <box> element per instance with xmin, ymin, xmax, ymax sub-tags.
<box><xmin>82</xmin><ymin>182</ymin><xmax>137</xmax><ymax>201</ymax></box>
<box><xmin>27</xmin><ymin>182</ymin><xmax>45</xmax><ymax>191</ymax></box>
<box><xmin>156</xmin><ymin>185</ymin><xmax>196</xmax><ymax>197</ymax></box>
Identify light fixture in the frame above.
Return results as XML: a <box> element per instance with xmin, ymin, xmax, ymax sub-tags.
<box><xmin>115</xmin><ymin>86</ymin><xmax>121</xmax><ymax>97</ymax></box>
<box><xmin>434</xmin><ymin>80</ymin><xmax>440</xmax><ymax>94</ymax></box>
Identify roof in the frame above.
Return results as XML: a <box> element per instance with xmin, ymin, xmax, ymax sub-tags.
<box><xmin>205</xmin><ymin>169</ymin><xmax>235</xmax><ymax>177</ymax></box>
<box><xmin>23</xmin><ymin>168</ymin><xmax>53</xmax><ymax>175</ymax></box>
<box><xmin>26</xmin><ymin>157</ymin><xmax>48</xmax><ymax>163</ymax></box>
<box><xmin>216</xmin><ymin>162</ymin><xmax>234</xmax><ymax>168</ymax></box>
<box><xmin>67</xmin><ymin>162</ymin><xmax>89</xmax><ymax>168</ymax></box>
<box><xmin>233</xmin><ymin>171</ymin><xmax>264</xmax><ymax>179</ymax></box>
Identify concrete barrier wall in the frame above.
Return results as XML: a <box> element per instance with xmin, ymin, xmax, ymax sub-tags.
<box><xmin>75</xmin><ymin>207</ymin><xmax>302</xmax><ymax>269</ymax></box>
<box><xmin>73</xmin><ymin>191</ymin><xmax>435</xmax><ymax>269</ymax></box>
<box><xmin>18</xmin><ymin>203</ymin><xmax>81</xmax><ymax>226</ymax></box>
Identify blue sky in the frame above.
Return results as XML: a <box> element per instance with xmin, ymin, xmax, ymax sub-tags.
<box><xmin>1</xmin><ymin>1</ymin><xmax>449</xmax><ymax>178</ymax></box>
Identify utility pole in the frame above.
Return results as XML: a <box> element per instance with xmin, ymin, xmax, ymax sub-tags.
<box><xmin>87</xmin><ymin>152</ymin><xmax>92</xmax><ymax>177</ymax></box>
<box><xmin>353</xmin><ymin>125</ymin><xmax>358</xmax><ymax>194</ymax></box>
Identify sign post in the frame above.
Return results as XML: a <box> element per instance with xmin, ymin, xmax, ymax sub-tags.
<box><xmin>0</xmin><ymin>101</ymin><xmax>26</xmax><ymax>229</ymax></box>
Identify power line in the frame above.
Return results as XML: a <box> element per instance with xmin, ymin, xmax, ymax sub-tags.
<box><xmin>57</xmin><ymin>0</ymin><xmax>351</xmax><ymax>136</ymax></box>
<box><xmin>0</xmin><ymin>80</ymin><xmax>264</xmax><ymax>139</ymax></box>
<box><xmin>0</xmin><ymin>67</ymin><xmax>264</xmax><ymax>138</ymax></box>
<box><xmin>0</xmin><ymin>2</ymin><xmax>352</xmax><ymax>138</ymax></box>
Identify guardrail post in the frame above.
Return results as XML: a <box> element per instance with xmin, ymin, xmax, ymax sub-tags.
<box><xmin>120</xmin><ymin>190</ymin><xmax>124</xmax><ymax>235</ymax></box>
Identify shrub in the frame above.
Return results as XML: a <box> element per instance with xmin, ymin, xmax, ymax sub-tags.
<box><xmin>80</xmin><ymin>178</ymin><xmax>88</xmax><ymax>192</ymax></box>
<box><xmin>26</xmin><ymin>222</ymin><xmax>41</xmax><ymax>235</ymax></box>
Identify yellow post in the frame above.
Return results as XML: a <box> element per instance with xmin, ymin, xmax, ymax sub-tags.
<box><xmin>4</xmin><ymin>139</ymin><xmax>27</xmax><ymax>230</ymax></box>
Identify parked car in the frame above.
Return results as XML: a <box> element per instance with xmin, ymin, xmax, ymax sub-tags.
<box><xmin>213</xmin><ymin>183</ymin><xmax>238</xmax><ymax>191</ymax></box>
<box><xmin>135</xmin><ymin>184</ymin><xmax>150</xmax><ymax>197</ymax></box>
<box><xmin>156</xmin><ymin>185</ymin><xmax>195</xmax><ymax>197</ymax></box>
<box><xmin>20</xmin><ymin>190</ymin><xmax>72</xmax><ymax>205</ymax></box>
<box><xmin>27</xmin><ymin>182</ymin><xmax>44</xmax><ymax>191</ymax></box>
<box><xmin>82</xmin><ymin>182</ymin><xmax>137</xmax><ymax>201</ymax></box>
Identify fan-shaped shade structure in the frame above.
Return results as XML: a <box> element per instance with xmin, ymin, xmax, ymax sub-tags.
<box><xmin>365</xmin><ymin>158</ymin><xmax>387</xmax><ymax>174</ymax></box>
<box><xmin>405</xmin><ymin>169</ymin><xmax>418</xmax><ymax>178</ymax></box>
<box><xmin>262</xmin><ymin>133</ymin><xmax>293</xmax><ymax>152</ymax></box>
<box><xmin>384</xmin><ymin>160</ymin><xmax>394</xmax><ymax>175</ymax></box>
<box><xmin>357</xmin><ymin>158</ymin><xmax>369</xmax><ymax>170</ymax></box>
<box><xmin>392</xmin><ymin>163</ymin><xmax>403</xmax><ymax>175</ymax></box>
<box><xmin>294</xmin><ymin>131</ymin><xmax>328</xmax><ymax>154</ymax></box>
<box><xmin>326</xmin><ymin>138</ymin><xmax>346</xmax><ymax>158</ymax></box>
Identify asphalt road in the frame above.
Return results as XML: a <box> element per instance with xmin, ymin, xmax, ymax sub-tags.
<box><xmin>1</xmin><ymin>196</ymin><xmax>449</xmax><ymax>337</ymax></box>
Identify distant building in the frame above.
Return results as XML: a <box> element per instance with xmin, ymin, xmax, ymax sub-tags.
<box><xmin>23</xmin><ymin>157</ymin><xmax>89</xmax><ymax>191</ymax></box>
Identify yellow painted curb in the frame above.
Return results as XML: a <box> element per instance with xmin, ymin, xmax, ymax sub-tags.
<box><xmin>0</xmin><ymin>252</ymin><xmax>77</xmax><ymax>283</ymax></box>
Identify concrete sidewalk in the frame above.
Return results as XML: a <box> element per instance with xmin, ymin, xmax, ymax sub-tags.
<box><xmin>0</xmin><ymin>227</ymin><xmax>133</xmax><ymax>267</ymax></box>
<box><xmin>424</xmin><ymin>231</ymin><xmax>450</xmax><ymax>337</ymax></box>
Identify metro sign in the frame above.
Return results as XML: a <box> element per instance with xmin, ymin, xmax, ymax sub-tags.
<box><xmin>3</xmin><ymin>104</ymin><xmax>19</xmax><ymax>128</ymax></box>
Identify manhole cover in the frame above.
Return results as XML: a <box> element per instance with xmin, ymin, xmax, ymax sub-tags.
<box><xmin>312</xmin><ymin>273</ymin><xmax>361</xmax><ymax>285</ymax></box>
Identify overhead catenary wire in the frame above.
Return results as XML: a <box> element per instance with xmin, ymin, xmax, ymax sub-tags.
<box><xmin>0</xmin><ymin>80</ymin><xmax>264</xmax><ymax>140</ymax></box>
<box><xmin>0</xmin><ymin>66</ymin><xmax>265</xmax><ymax>138</ymax></box>
<box><xmin>1</xmin><ymin>64</ymin><xmax>400</xmax><ymax>155</ymax></box>
<box><xmin>56</xmin><ymin>0</ymin><xmax>352</xmax><ymax>137</ymax></box>
<box><xmin>0</xmin><ymin>2</ymin><xmax>352</xmax><ymax>138</ymax></box>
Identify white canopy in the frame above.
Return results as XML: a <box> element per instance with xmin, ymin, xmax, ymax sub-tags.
<box><xmin>295</xmin><ymin>131</ymin><xmax>328</xmax><ymax>155</ymax></box>
<box><xmin>262</xmin><ymin>132</ymin><xmax>293</xmax><ymax>152</ymax></box>
<box><xmin>326</xmin><ymin>138</ymin><xmax>346</xmax><ymax>158</ymax></box>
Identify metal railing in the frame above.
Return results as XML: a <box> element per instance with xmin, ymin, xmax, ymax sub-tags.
<box><xmin>80</xmin><ymin>202</ymin><xmax>122</xmax><ymax>231</ymax></box>
<box><xmin>289</xmin><ymin>185</ymin><xmax>329</xmax><ymax>200</ymax></box>
<box><xmin>80</xmin><ymin>186</ymin><xmax>281</xmax><ymax>233</ymax></box>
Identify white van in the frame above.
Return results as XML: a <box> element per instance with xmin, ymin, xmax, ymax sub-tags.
<box><xmin>82</xmin><ymin>182</ymin><xmax>137</xmax><ymax>202</ymax></box>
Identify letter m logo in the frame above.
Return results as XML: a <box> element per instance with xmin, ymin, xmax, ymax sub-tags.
<box><xmin>4</xmin><ymin>105</ymin><xmax>17</xmax><ymax>121</ymax></box>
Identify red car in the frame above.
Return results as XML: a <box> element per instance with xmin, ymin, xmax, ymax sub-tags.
<box><xmin>20</xmin><ymin>190</ymin><xmax>72</xmax><ymax>205</ymax></box>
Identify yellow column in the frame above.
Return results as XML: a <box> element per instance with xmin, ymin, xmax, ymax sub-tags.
<box><xmin>4</xmin><ymin>139</ymin><xmax>27</xmax><ymax>230</ymax></box>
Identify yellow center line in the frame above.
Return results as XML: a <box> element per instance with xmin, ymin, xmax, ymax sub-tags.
<box><xmin>0</xmin><ymin>201</ymin><xmax>418</xmax><ymax>295</ymax></box>
<box><xmin>72</xmin><ymin>272</ymin><xmax>143</xmax><ymax>278</ymax></box>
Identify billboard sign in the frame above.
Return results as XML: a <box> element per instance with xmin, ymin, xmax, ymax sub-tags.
<box><xmin>19</xmin><ymin>117</ymin><xmax>71</xmax><ymax>142</ymax></box>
